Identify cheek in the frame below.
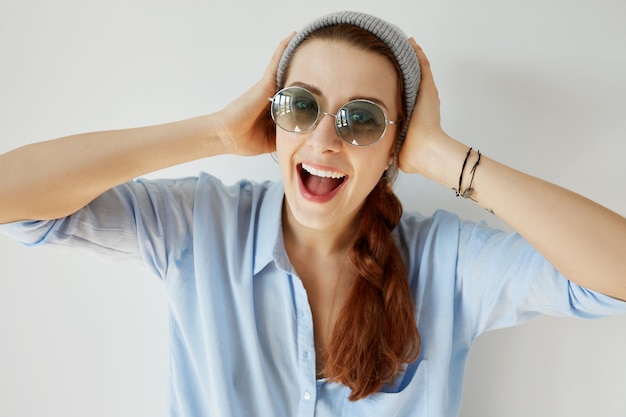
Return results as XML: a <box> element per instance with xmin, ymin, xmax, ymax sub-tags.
<box><xmin>351</xmin><ymin>150</ymin><xmax>392</xmax><ymax>196</ymax></box>
<box><xmin>365</xmin><ymin>159</ymin><xmax>390</xmax><ymax>185</ymax></box>
<box><xmin>363</xmin><ymin>138</ymin><xmax>395</xmax><ymax>174</ymax></box>
<box><xmin>275</xmin><ymin>131</ymin><xmax>291</xmax><ymax>157</ymax></box>
<box><xmin>275</xmin><ymin>131</ymin><xmax>300</xmax><ymax>174</ymax></box>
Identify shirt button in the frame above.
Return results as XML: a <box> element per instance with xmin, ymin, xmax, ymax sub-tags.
<box><xmin>303</xmin><ymin>391</ymin><xmax>311</xmax><ymax>401</ymax></box>
<box><xmin>303</xmin><ymin>351</ymin><xmax>309</xmax><ymax>360</ymax></box>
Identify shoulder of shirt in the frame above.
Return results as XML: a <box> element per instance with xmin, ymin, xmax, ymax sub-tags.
<box><xmin>194</xmin><ymin>172</ymin><xmax>279</xmax><ymax>193</ymax></box>
<box><xmin>399</xmin><ymin>208</ymin><xmax>461</xmax><ymax>230</ymax></box>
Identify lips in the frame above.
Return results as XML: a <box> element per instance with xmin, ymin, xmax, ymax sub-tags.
<box><xmin>299</xmin><ymin>163</ymin><xmax>346</xmax><ymax>198</ymax></box>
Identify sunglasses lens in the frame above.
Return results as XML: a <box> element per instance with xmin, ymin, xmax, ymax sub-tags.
<box><xmin>270</xmin><ymin>88</ymin><xmax>390</xmax><ymax>146</ymax></box>
<box><xmin>336</xmin><ymin>101</ymin><xmax>387</xmax><ymax>146</ymax></box>
<box><xmin>271</xmin><ymin>87</ymin><xmax>319</xmax><ymax>133</ymax></box>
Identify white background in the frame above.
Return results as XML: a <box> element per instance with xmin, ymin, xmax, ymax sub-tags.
<box><xmin>1</xmin><ymin>0</ymin><xmax>625</xmax><ymax>416</ymax></box>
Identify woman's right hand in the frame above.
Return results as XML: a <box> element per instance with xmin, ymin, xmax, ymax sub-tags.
<box><xmin>0</xmin><ymin>33</ymin><xmax>295</xmax><ymax>223</ymax></box>
<box><xmin>215</xmin><ymin>32</ymin><xmax>295</xmax><ymax>157</ymax></box>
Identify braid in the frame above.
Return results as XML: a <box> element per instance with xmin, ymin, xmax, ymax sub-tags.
<box><xmin>323</xmin><ymin>177</ymin><xmax>421</xmax><ymax>401</ymax></box>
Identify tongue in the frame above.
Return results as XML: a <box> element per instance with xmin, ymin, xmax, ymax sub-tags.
<box><xmin>303</xmin><ymin>173</ymin><xmax>343</xmax><ymax>196</ymax></box>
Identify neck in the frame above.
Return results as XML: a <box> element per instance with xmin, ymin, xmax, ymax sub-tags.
<box><xmin>281</xmin><ymin>202</ymin><xmax>359</xmax><ymax>258</ymax></box>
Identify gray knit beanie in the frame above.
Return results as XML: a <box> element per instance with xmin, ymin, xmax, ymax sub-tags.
<box><xmin>276</xmin><ymin>11</ymin><xmax>420</xmax><ymax>156</ymax></box>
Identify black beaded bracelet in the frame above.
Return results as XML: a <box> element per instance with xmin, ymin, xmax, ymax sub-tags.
<box><xmin>462</xmin><ymin>150</ymin><xmax>481</xmax><ymax>199</ymax></box>
<box><xmin>454</xmin><ymin>147</ymin><xmax>472</xmax><ymax>197</ymax></box>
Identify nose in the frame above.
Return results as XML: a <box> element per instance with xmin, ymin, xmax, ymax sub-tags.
<box><xmin>307</xmin><ymin>112</ymin><xmax>343</xmax><ymax>153</ymax></box>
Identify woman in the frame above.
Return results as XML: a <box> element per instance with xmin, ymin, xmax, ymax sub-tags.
<box><xmin>1</xmin><ymin>11</ymin><xmax>625</xmax><ymax>417</ymax></box>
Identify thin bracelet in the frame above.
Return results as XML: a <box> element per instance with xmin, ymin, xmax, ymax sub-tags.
<box><xmin>454</xmin><ymin>147</ymin><xmax>472</xmax><ymax>197</ymax></box>
<box><xmin>462</xmin><ymin>150</ymin><xmax>481</xmax><ymax>199</ymax></box>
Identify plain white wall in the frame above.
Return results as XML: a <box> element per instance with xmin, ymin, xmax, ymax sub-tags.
<box><xmin>1</xmin><ymin>0</ymin><xmax>625</xmax><ymax>416</ymax></box>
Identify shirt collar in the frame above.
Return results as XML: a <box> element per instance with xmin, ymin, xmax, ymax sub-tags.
<box><xmin>253</xmin><ymin>181</ymin><xmax>293</xmax><ymax>275</ymax></box>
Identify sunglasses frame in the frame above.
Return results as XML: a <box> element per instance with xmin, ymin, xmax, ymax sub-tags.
<box><xmin>268</xmin><ymin>86</ymin><xmax>401</xmax><ymax>147</ymax></box>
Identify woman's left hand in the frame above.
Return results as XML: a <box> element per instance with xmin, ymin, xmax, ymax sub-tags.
<box><xmin>398</xmin><ymin>40</ymin><xmax>626</xmax><ymax>302</ymax></box>
<box><xmin>398</xmin><ymin>39</ymin><xmax>453</xmax><ymax>177</ymax></box>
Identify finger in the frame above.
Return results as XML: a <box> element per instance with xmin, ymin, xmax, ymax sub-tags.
<box><xmin>409</xmin><ymin>38</ymin><xmax>440</xmax><ymax>103</ymax></box>
<box><xmin>409</xmin><ymin>38</ymin><xmax>432</xmax><ymax>77</ymax></box>
<box><xmin>409</xmin><ymin>38</ymin><xmax>431</xmax><ymax>71</ymax></box>
<box><xmin>262</xmin><ymin>31</ymin><xmax>297</xmax><ymax>84</ymax></box>
<box><xmin>409</xmin><ymin>38</ymin><xmax>437</xmax><ymax>87</ymax></box>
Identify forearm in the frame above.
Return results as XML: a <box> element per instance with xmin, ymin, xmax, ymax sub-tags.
<box><xmin>0</xmin><ymin>114</ymin><xmax>228</xmax><ymax>223</ymax></box>
<box><xmin>418</xmin><ymin>135</ymin><xmax>626</xmax><ymax>301</ymax></box>
<box><xmin>0</xmin><ymin>31</ymin><xmax>292</xmax><ymax>224</ymax></box>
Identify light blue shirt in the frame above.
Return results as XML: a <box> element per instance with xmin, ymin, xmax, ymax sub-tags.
<box><xmin>2</xmin><ymin>173</ymin><xmax>625</xmax><ymax>417</ymax></box>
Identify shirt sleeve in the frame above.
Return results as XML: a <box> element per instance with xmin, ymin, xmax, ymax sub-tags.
<box><xmin>452</xmin><ymin>211</ymin><xmax>626</xmax><ymax>337</ymax></box>
<box><xmin>0</xmin><ymin>177</ymin><xmax>197</xmax><ymax>280</ymax></box>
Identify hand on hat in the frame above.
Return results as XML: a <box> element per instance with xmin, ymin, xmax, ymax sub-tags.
<box><xmin>215</xmin><ymin>32</ymin><xmax>295</xmax><ymax>157</ymax></box>
<box><xmin>398</xmin><ymin>39</ymin><xmax>453</xmax><ymax>177</ymax></box>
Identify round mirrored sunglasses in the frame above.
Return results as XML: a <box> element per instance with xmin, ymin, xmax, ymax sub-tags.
<box><xmin>269</xmin><ymin>87</ymin><xmax>400</xmax><ymax>146</ymax></box>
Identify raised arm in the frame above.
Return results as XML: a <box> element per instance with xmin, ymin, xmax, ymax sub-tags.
<box><xmin>400</xmin><ymin>39</ymin><xmax>626</xmax><ymax>301</ymax></box>
<box><xmin>0</xmin><ymin>34</ymin><xmax>293</xmax><ymax>224</ymax></box>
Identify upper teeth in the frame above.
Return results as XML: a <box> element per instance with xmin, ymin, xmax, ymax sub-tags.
<box><xmin>302</xmin><ymin>163</ymin><xmax>345</xmax><ymax>179</ymax></box>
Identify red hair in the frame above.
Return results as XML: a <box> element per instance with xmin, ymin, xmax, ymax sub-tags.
<box><xmin>292</xmin><ymin>24</ymin><xmax>421</xmax><ymax>400</ymax></box>
<box><xmin>326</xmin><ymin>178</ymin><xmax>420</xmax><ymax>400</ymax></box>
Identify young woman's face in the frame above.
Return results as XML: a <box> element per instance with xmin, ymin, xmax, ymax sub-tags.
<box><xmin>277</xmin><ymin>39</ymin><xmax>401</xmax><ymax>233</ymax></box>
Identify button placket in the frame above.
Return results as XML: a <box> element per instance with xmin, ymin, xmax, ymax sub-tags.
<box><xmin>291</xmin><ymin>273</ymin><xmax>317</xmax><ymax>414</ymax></box>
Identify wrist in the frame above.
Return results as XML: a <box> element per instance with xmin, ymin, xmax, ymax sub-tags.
<box><xmin>406</xmin><ymin>133</ymin><xmax>469</xmax><ymax>190</ymax></box>
<box><xmin>201</xmin><ymin>112</ymin><xmax>236</xmax><ymax>157</ymax></box>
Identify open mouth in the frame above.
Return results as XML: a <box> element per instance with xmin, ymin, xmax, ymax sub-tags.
<box><xmin>299</xmin><ymin>163</ymin><xmax>346</xmax><ymax>197</ymax></box>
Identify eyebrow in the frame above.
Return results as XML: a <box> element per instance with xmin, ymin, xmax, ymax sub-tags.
<box><xmin>287</xmin><ymin>81</ymin><xmax>390</xmax><ymax>111</ymax></box>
